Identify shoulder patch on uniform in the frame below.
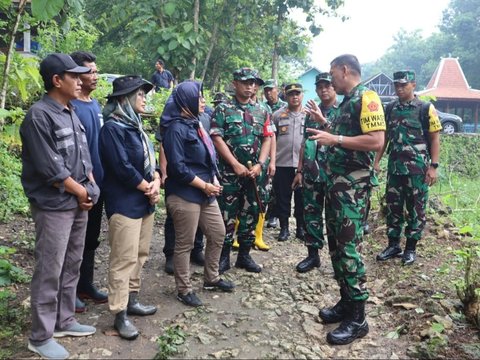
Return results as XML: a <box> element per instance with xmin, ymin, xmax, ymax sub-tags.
<box><xmin>360</xmin><ymin>90</ymin><xmax>386</xmax><ymax>133</ymax></box>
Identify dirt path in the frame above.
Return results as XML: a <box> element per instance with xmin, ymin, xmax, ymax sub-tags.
<box><xmin>6</xmin><ymin>208</ymin><xmax>478</xmax><ymax>359</ymax></box>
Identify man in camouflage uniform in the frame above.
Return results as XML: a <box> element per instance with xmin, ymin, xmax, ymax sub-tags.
<box><xmin>292</xmin><ymin>72</ymin><xmax>337</xmax><ymax>273</ymax></box>
<box><xmin>212</xmin><ymin>92</ymin><xmax>230</xmax><ymax>108</ymax></box>
<box><xmin>210</xmin><ymin>68</ymin><xmax>273</xmax><ymax>273</ymax></box>
<box><xmin>375</xmin><ymin>70</ymin><xmax>441</xmax><ymax>266</ymax></box>
<box><xmin>263</xmin><ymin>79</ymin><xmax>287</xmax><ymax>113</ymax></box>
<box><xmin>263</xmin><ymin>79</ymin><xmax>285</xmax><ymax>229</ymax></box>
<box><xmin>308</xmin><ymin>54</ymin><xmax>385</xmax><ymax>345</ymax></box>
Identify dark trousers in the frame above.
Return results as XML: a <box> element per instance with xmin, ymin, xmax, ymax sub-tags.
<box><xmin>162</xmin><ymin>209</ymin><xmax>204</xmax><ymax>258</ymax></box>
<box><xmin>83</xmin><ymin>194</ymin><xmax>104</xmax><ymax>251</ymax></box>
<box><xmin>30</xmin><ymin>206</ymin><xmax>87</xmax><ymax>344</ymax></box>
<box><xmin>272</xmin><ymin>167</ymin><xmax>303</xmax><ymax>220</ymax></box>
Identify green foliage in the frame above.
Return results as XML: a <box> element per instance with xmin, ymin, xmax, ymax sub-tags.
<box><xmin>0</xmin><ymin>246</ymin><xmax>30</xmax><ymax>286</ymax></box>
<box><xmin>154</xmin><ymin>325</ymin><xmax>186</xmax><ymax>360</ymax></box>
<box><xmin>84</xmin><ymin>0</ymin><xmax>342</xmax><ymax>87</ymax></box>
<box><xmin>0</xmin><ymin>53</ymin><xmax>42</xmax><ymax>110</ymax></box>
<box><xmin>31</xmin><ymin>0</ymin><xmax>65</xmax><ymax>21</ymax></box>
<box><xmin>452</xmin><ymin>225</ymin><xmax>480</xmax><ymax>328</ymax></box>
<box><xmin>35</xmin><ymin>17</ymin><xmax>100</xmax><ymax>57</ymax></box>
<box><xmin>91</xmin><ymin>75</ymin><xmax>113</xmax><ymax>107</ymax></box>
<box><xmin>0</xmin><ymin>139</ymin><xmax>29</xmax><ymax>222</ymax></box>
<box><xmin>440</xmin><ymin>0</ymin><xmax>480</xmax><ymax>89</ymax></box>
<box><xmin>0</xmin><ymin>289</ymin><xmax>30</xmax><ymax>358</ymax></box>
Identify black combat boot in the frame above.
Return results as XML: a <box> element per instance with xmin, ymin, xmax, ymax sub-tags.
<box><xmin>77</xmin><ymin>250</ymin><xmax>108</xmax><ymax>303</ymax></box>
<box><xmin>402</xmin><ymin>238</ymin><xmax>417</xmax><ymax>265</ymax></box>
<box><xmin>235</xmin><ymin>243</ymin><xmax>262</xmax><ymax>272</ymax></box>
<box><xmin>218</xmin><ymin>244</ymin><xmax>231</xmax><ymax>274</ymax></box>
<box><xmin>127</xmin><ymin>292</ymin><xmax>157</xmax><ymax>316</ymax></box>
<box><xmin>296</xmin><ymin>246</ymin><xmax>320</xmax><ymax>273</ymax></box>
<box><xmin>164</xmin><ymin>256</ymin><xmax>174</xmax><ymax>275</ymax></box>
<box><xmin>326</xmin><ymin>301</ymin><xmax>369</xmax><ymax>345</ymax></box>
<box><xmin>114</xmin><ymin>310</ymin><xmax>139</xmax><ymax>340</ymax></box>
<box><xmin>319</xmin><ymin>287</ymin><xmax>349</xmax><ymax>323</ymax></box>
<box><xmin>190</xmin><ymin>250</ymin><xmax>205</xmax><ymax>266</ymax></box>
<box><xmin>278</xmin><ymin>217</ymin><xmax>290</xmax><ymax>241</ymax></box>
<box><xmin>376</xmin><ymin>238</ymin><xmax>402</xmax><ymax>261</ymax></box>
<box><xmin>295</xmin><ymin>217</ymin><xmax>305</xmax><ymax>240</ymax></box>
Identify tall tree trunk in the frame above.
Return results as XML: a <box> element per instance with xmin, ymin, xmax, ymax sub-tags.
<box><xmin>271</xmin><ymin>44</ymin><xmax>279</xmax><ymax>81</ymax></box>
<box><xmin>0</xmin><ymin>0</ymin><xmax>28</xmax><ymax>110</ymax></box>
<box><xmin>210</xmin><ymin>60</ymin><xmax>220</xmax><ymax>92</ymax></box>
<box><xmin>189</xmin><ymin>0</ymin><xmax>200</xmax><ymax>79</ymax></box>
<box><xmin>200</xmin><ymin>21</ymin><xmax>219</xmax><ymax>83</ymax></box>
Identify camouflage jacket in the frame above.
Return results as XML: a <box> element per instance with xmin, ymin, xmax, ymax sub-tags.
<box><xmin>327</xmin><ymin>83</ymin><xmax>386</xmax><ymax>179</ymax></box>
<box><xmin>302</xmin><ymin>103</ymin><xmax>338</xmax><ymax>182</ymax></box>
<box><xmin>386</xmin><ymin>97</ymin><xmax>442</xmax><ymax>175</ymax></box>
<box><xmin>265</xmin><ymin>99</ymin><xmax>287</xmax><ymax>113</ymax></box>
<box><xmin>210</xmin><ymin>97</ymin><xmax>272</xmax><ymax>173</ymax></box>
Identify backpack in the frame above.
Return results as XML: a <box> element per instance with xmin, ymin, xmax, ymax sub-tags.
<box><xmin>385</xmin><ymin>100</ymin><xmax>431</xmax><ymax>156</ymax></box>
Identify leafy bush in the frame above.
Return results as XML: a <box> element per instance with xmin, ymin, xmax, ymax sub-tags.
<box><xmin>0</xmin><ymin>246</ymin><xmax>30</xmax><ymax>286</ymax></box>
<box><xmin>0</xmin><ymin>53</ymin><xmax>42</xmax><ymax>111</ymax></box>
<box><xmin>0</xmin><ymin>139</ymin><xmax>29</xmax><ymax>222</ymax></box>
<box><xmin>154</xmin><ymin>325</ymin><xmax>186</xmax><ymax>360</ymax></box>
<box><xmin>0</xmin><ymin>289</ymin><xmax>29</xmax><ymax>358</ymax></box>
<box><xmin>35</xmin><ymin>17</ymin><xmax>99</xmax><ymax>57</ymax></box>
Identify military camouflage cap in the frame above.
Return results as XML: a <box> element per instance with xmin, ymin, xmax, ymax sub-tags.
<box><xmin>233</xmin><ymin>67</ymin><xmax>257</xmax><ymax>81</ymax></box>
<box><xmin>315</xmin><ymin>72</ymin><xmax>332</xmax><ymax>85</ymax></box>
<box><xmin>251</xmin><ymin>69</ymin><xmax>265</xmax><ymax>86</ymax></box>
<box><xmin>393</xmin><ymin>70</ymin><xmax>416</xmax><ymax>83</ymax></box>
<box><xmin>213</xmin><ymin>92</ymin><xmax>229</xmax><ymax>104</ymax></box>
<box><xmin>263</xmin><ymin>79</ymin><xmax>278</xmax><ymax>89</ymax></box>
<box><xmin>285</xmin><ymin>82</ymin><xmax>303</xmax><ymax>94</ymax></box>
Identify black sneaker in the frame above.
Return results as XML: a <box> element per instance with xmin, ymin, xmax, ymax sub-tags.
<box><xmin>203</xmin><ymin>279</ymin><xmax>235</xmax><ymax>292</ymax></box>
<box><xmin>177</xmin><ymin>292</ymin><xmax>203</xmax><ymax>307</ymax></box>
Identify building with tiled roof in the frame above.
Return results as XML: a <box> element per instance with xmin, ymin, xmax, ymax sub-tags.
<box><xmin>418</xmin><ymin>57</ymin><xmax>480</xmax><ymax>133</ymax></box>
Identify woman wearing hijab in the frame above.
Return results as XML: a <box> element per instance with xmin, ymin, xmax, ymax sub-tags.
<box><xmin>99</xmin><ymin>75</ymin><xmax>160</xmax><ymax>340</ymax></box>
<box><xmin>162</xmin><ymin>81</ymin><xmax>234</xmax><ymax>307</ymax></box>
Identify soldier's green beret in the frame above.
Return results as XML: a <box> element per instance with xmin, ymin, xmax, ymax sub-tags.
<box><xmin>315</xmin><ymin>72</ymin><xmax>332</xmax><ymax>85</ymax></box>
<box><xmin>285</xmin><ymin>83</ymin><xmax>303</xmax><ymax>94</ymax></box>
<box><xmin>233</xmin><ymin>67</ymin><xmax>257</xmax><ymax>81</ymax></box>
<box><xmin>263</xmin><ymin>79</ymin><xmax>278</xmax><ymax>89</ymax></box>
<box><xmin>393</xmin><ymin>70</ymin><xmax>416</xmax><ymax>83</ymax></box>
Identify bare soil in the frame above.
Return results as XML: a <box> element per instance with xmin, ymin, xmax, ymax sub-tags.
<box><xmin>1</xmin><ymin>203</ymin><xmax>479</xmax><ymax>359</ymax></box>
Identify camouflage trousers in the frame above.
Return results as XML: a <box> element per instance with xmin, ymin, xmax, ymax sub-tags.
<box><xmin>302</xmin><ymin>178</ymin><xmax>327</xmax><ymax>249</ymax></box>
<box><xmin>325</xmin><ymin>173</ymin><xmax>370</xmax><ymax>301</ymax></box>
<box><xmin>386</xmin><ymin>173</ymin><xmax>428</xmax><ymax>243</ymax></box>
<box><xmin>217</xmin><ymin>173</ymin><xmax>260</xmax><ymax>247</ymax></box>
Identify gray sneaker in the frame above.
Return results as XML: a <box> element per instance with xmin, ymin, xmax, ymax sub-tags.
<box><xmin>28</xmin><ymin>339</ymin><xmax>69</xmax><ymax>359</ymax></box>
<box><xmin>53</xmin><ymin>322</ymin><xmax>96</xmax><ymax>337</ymax></box>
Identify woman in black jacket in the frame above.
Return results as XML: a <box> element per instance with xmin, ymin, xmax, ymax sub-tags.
<box><xmin>161</xmin><ymin>81</ymin><xmax>234</xmax><ymax>307</ymax></box>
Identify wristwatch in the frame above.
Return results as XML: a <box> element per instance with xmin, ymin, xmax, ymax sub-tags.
<box><xmin>430</xmin><ymin>162</ymin><xmax>439</xmax><ymax>169</ymax></box>
<box><xmin>337</xmin><ymin>135</ymin><xmax>344</xmax><ymax>146</ymax></box>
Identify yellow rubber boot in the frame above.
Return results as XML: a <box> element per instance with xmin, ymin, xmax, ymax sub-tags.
<box><xmin>232</xmin><ymin>218</ymin><xmax>240</xmax><ymax>250</ymax></box>
<box><xmin>253</xmin><ymin>213</ymin><xmax>270</xmax><ymax>251</ymax></box>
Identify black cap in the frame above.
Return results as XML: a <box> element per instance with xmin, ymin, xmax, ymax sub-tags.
<box><xmin>107</xmin><ymin>75</ymin><xmax>154</xmax><ymax>99</ymax></box>
<box><xmin>40</xmin><ymin>53</ymin><xmax>91</xmax><ymax>81</ymax></box>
